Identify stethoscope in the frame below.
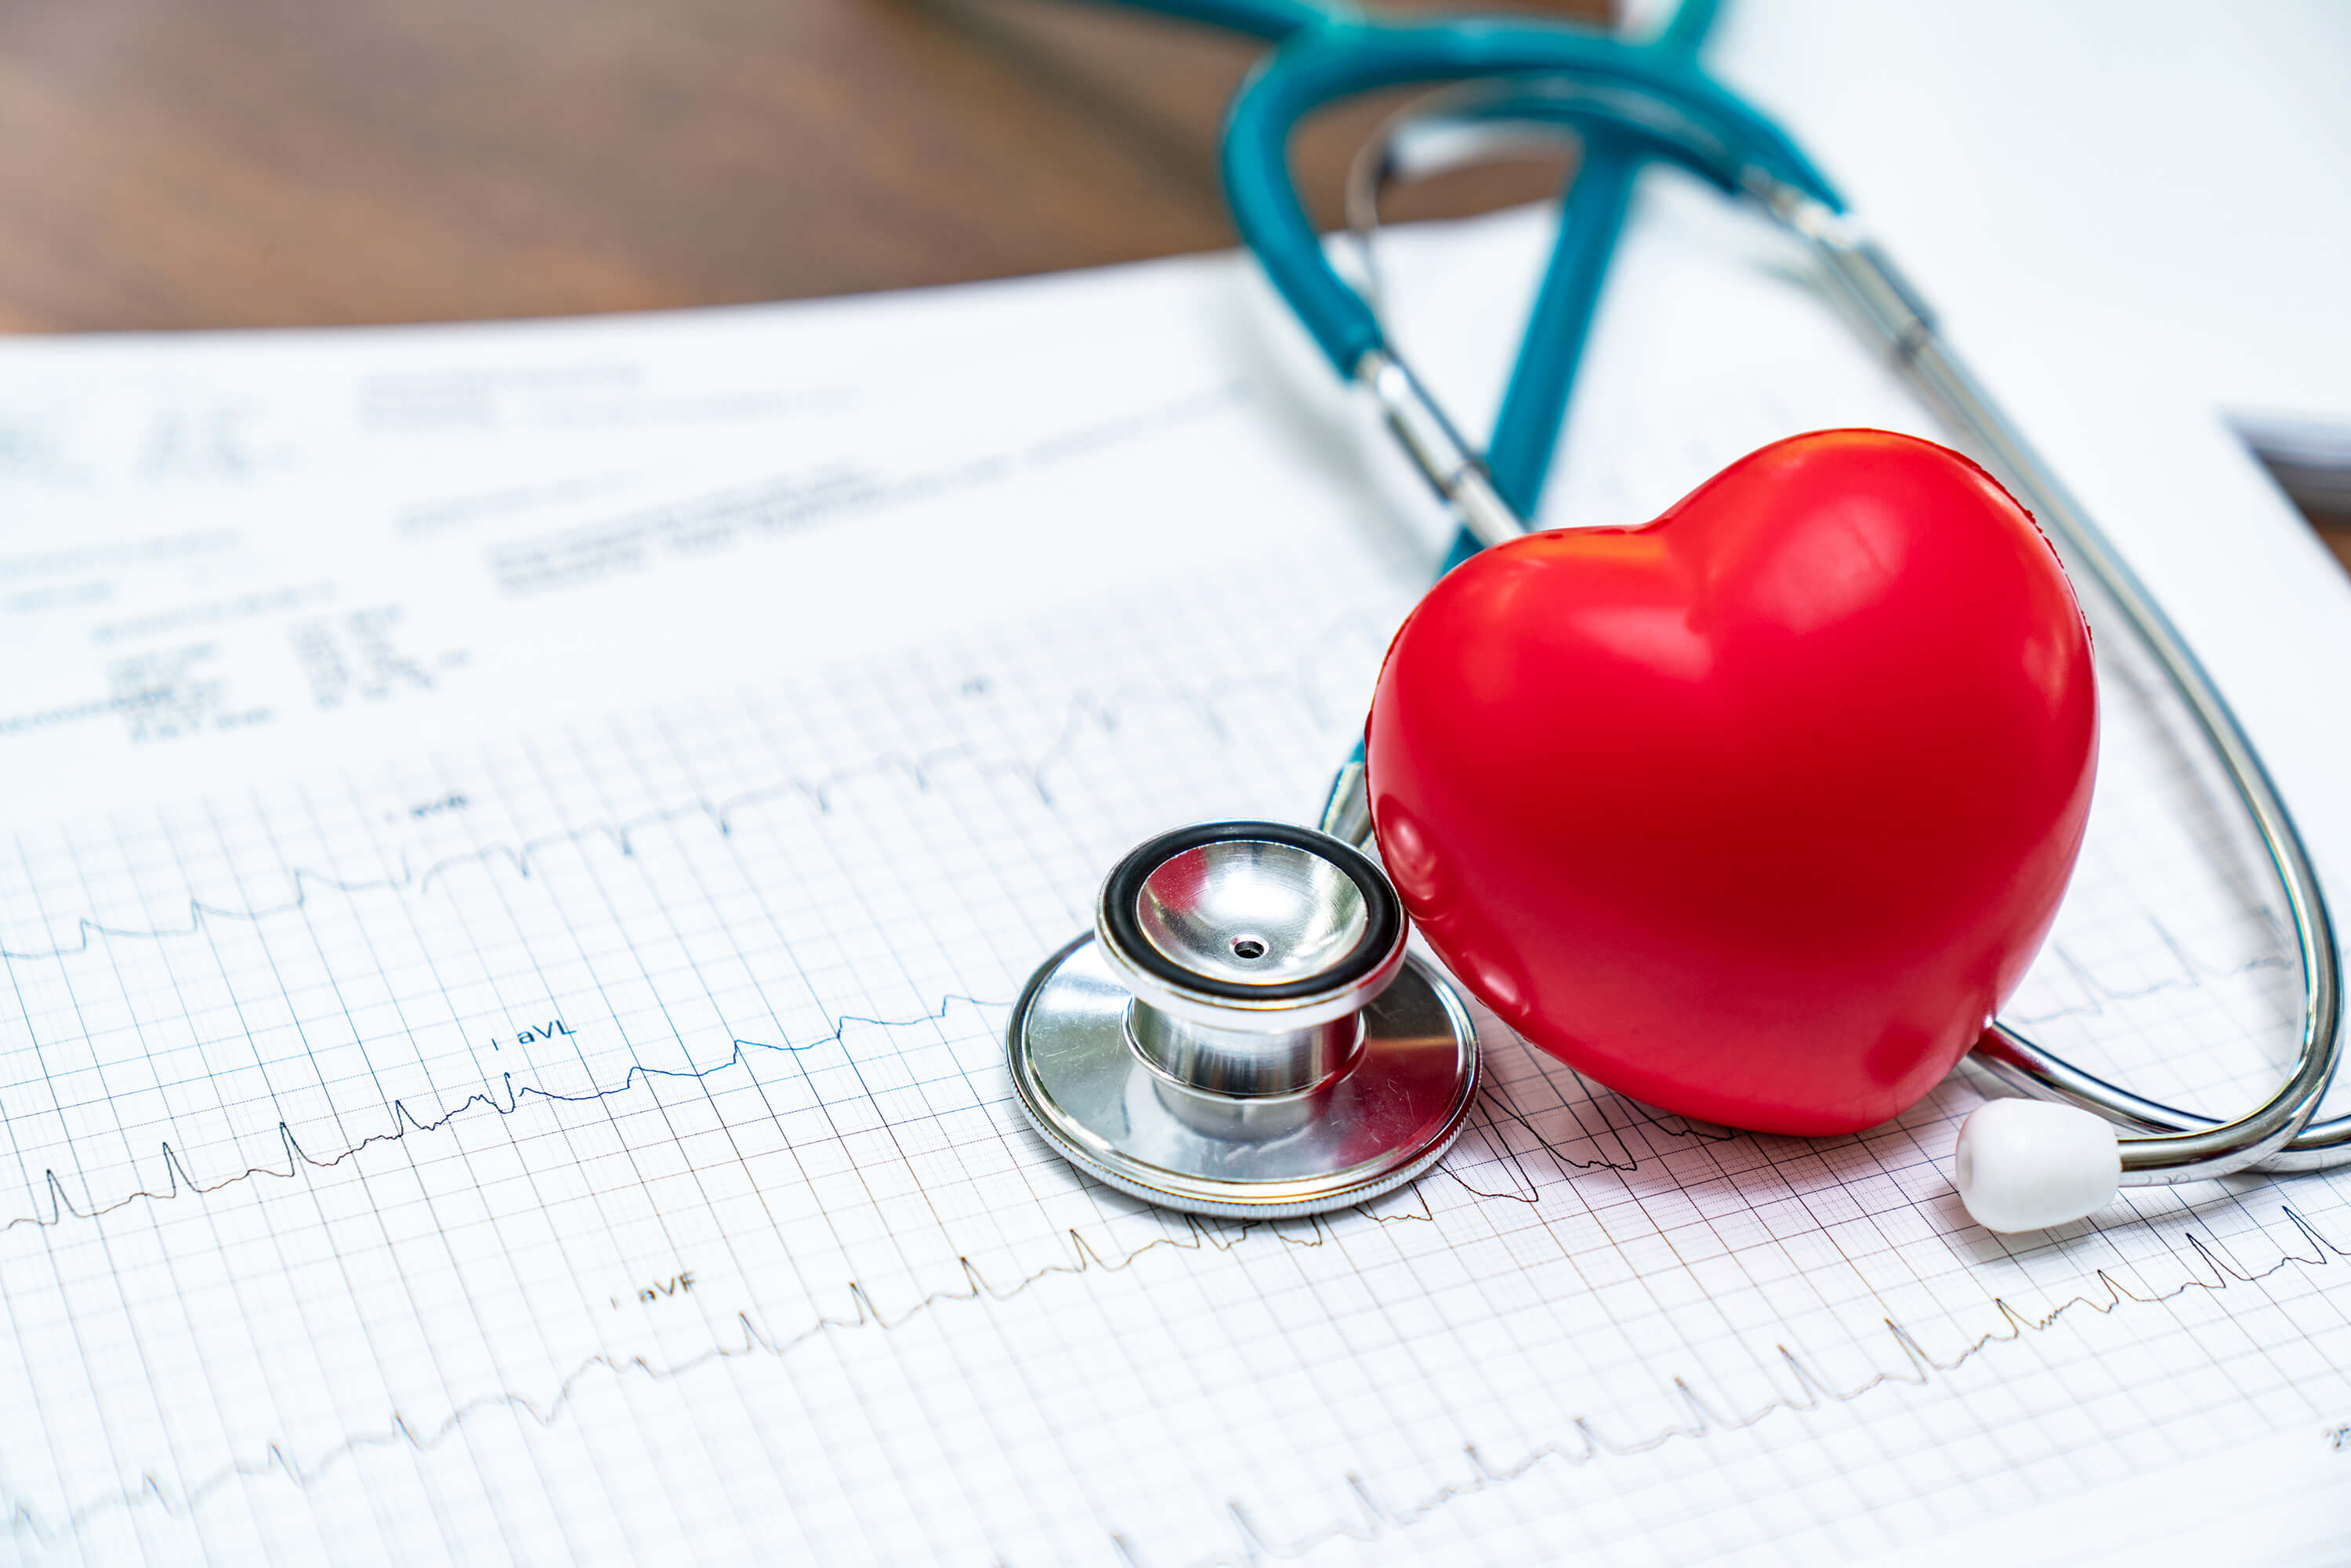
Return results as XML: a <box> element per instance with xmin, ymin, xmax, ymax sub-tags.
<box><xmin>1002</xmin><ymin>0</ymin><xmax>2346</xmax><ymax>1234</ymax></box>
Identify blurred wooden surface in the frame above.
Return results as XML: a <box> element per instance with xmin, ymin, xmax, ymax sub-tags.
<box><xmin>0</xmin><ymin>0</ymin><xmax>1588</xmax><ymax>331</ymax></box>
<box><xmin>1</xmin><ymin>0</ymin><xmax>2343</xmax><ymax>565</ymax></box>
<box><xmin>2316</xmin><ymin>518</ymin><xmax>2351</xmax><ymax>574</ymax></box>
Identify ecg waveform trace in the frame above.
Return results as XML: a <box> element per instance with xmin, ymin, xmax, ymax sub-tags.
<box><xmin>0</xmin><ymin>405</ymin><xmax>2342</xmax><ymax>1566</ymax></box>
<box><xmin>0</xmin><ymin>614</ymin><xmax>1404</xmax><ymax>1251</ymax></box>
<box><xmin>16</xmin><ymin>1100</ymin><xmax>2348</xmax><ymax>1552</ymax></box>
<box><xmin>0</xmin><ymin>586</ymin><xmax>2335</xmax><ymax>1564</ymax></box>
<box><xmin>0</xmin><ymin>625</ymin><xmax>2296</xmax><ymax>1250</ymax></box>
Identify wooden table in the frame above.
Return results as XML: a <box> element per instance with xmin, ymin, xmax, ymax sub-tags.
<box><xmin>2</xmin><ymin>0</ymin><xmax>2343</xmax><ymax>559</ymax></box>
<box><xmin>0</xmin><ymin>0</ymin><xmax>1585</xmax><ymax>330</ymax></box>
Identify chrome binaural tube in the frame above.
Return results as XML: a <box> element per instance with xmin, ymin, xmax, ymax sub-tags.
<box><xmin>1763</xmin><ymin>179</ymin><xmax>2346</xmax><ymax>1183</ymax></box>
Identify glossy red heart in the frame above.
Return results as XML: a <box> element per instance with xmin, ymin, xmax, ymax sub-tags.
<box><xmin>1366</xmin><ymin>429</ymin><xmax>2097</xmax><ymax>1135</ymax></box>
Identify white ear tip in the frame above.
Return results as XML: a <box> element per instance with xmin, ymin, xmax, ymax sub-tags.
<box><xmin>1953</xmin><ymin>1099</ymin><xmax>2121</xmax><ymax>1233</ymax></box>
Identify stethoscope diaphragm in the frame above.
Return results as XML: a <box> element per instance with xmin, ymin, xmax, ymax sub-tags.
<box><xmin>1005</xmin><ymin>821</ymin><xmax>1480</xmax><ymax>1219</ymax></box>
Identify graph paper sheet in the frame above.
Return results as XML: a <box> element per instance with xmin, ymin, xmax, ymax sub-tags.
<box><xmin>4</xmin><ymin>189</ymin><xmax>2351</xmax><ymax>1567</ymax></box>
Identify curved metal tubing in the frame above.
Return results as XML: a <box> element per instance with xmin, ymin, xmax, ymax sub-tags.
<box><xmin>1767</xmin><ymin>188</ymin><xmax>2343</xmax><ymax>1182</ymax></box>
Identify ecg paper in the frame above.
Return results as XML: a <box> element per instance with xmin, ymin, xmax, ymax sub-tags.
<box><xmin>2</xmin><ymin>189</ymin><xmax>2351</xmax><ymax>1567</ymax></box>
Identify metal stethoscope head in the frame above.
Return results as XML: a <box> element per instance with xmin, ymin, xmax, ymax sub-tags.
<box><xmin>1006</xmin><ymin>823</ymin><xmax>1479</xmax><ymax>1219</ymax></box>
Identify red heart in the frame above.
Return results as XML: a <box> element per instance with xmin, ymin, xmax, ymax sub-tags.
<box><xmin>1366</xmin><ymin>429</ymin><xmax>2098</xmax><ymax>1135</ymax></box>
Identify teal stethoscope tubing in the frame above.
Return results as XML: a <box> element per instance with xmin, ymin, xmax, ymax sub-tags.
<box><xmin>1125</xmin><ymin>0</ymin><xmax>1772</xmax><ymax>536</ymax></box>
<box><xmin>1073</xmin><ymin>0</ymin><xmax>2350</xmax><ymax>1186</ymax></box>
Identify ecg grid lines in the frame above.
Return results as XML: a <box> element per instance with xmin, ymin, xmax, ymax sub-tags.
<box><xmin>0</xmin><ymin>536</ymin><xmax>2347</xmax><ymax>1566</ymax></box>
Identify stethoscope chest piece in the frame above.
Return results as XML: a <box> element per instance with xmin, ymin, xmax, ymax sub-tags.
<box><xmin>1007</xmin><ymin>821</ymin><xmax>1480</xmax><ymax>1219</ymax></box>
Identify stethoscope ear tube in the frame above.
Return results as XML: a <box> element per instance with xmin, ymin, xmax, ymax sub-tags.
<box><xmin>1773</xmin><ymin>186</ymin><xmax>2345</xmax><ymax>1185</ymax></box>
